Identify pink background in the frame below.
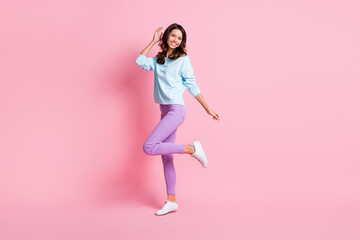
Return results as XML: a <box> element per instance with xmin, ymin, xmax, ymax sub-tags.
<box><xmin>1</xmin><ymin>0</ymin><xmax>359</xmax><ymax>239</ymax></box>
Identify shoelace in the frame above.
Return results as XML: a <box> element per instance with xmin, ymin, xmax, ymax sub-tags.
<box><xmin>159</xmin><ymin>201</ymin><xmax>168</xmax><ymax>211</ymax></box>
<box><xmin>161</xmin><ymin>201</ymin><xmax>176</xmax><ymax>210</ymax></box>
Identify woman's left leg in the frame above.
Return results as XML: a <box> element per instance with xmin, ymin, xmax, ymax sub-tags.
<box><xmin>161</xmin><ymin>128</ymin><xmax>177</xmax><ymax>197</ymax></box>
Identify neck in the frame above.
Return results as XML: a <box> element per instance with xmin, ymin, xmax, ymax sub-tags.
<box><xmin>167</xmin><ymin>50</ymin><xmax>173</xmax><ymax>58</ymax></box>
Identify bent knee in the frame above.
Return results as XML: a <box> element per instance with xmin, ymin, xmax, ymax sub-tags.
<box><xmin>143</xmin><ymin>142</ymin><xmax>155</xmax><ymax>155</ymax></box>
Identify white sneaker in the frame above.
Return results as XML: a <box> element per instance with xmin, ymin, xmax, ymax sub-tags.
<box><xmin>190</xmin><ymin>140</ymin><xmax>208</xmax><ymax>168</ymax></box>
<box><xmin>155</xmin><ymin>200</ymin><xmax>179</xmax><ymax>216</ymax></box>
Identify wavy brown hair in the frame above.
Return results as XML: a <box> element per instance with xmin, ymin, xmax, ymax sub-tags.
<box><xmin>156</xmin><ymin>23</ymin><xmax>187</xmax><ymax>64</ymax></box>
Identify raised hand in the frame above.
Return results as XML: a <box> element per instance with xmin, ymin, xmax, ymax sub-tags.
<box><xmin>152</xmin><ymin>26</ymin><xmax>164</xmax><ymax>43</ymax></box>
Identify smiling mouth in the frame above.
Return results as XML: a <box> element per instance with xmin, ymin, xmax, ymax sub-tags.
<box><xmin>170</xmin><ymin>42</ymin><xmax>177</xmax><ymax>47</ymax></box>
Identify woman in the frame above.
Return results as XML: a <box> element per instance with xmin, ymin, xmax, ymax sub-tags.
<box><xmin>135</xmin><ymin>23</ymin><xmax>220</xmax><ymax>215</ymax></box>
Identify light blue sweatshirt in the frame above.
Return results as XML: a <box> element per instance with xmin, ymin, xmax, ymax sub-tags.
<box><xmin>135</xmin><ymin>54</ymin><xmax>201</xmax><ymax>105</ymax></box>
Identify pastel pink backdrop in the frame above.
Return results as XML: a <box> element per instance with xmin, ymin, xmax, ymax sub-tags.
<box><xmin>1</xmin><ymin>0</ymin><xmax>359</xmax><ymax>239</ymax></box>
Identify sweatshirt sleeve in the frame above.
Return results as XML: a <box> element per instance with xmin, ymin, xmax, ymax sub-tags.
<box><xmin>135</xmin><ymin>54</ymin><xmax>155</xmax><ymax>71</ymax></box>
<box><xmin>181</xmin><ymin>56</ymin><xmax>201</xmax><ymax>97</ymax></box>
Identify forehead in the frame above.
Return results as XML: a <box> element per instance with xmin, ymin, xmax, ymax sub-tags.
<box><xmin>170</xmin><ymin>29</ymin><xmax>183</xmax><ymax>38</ymax></box>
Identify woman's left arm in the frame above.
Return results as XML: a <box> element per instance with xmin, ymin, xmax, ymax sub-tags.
<box><xmin>195</xmin><ymin>93</ymin><xmax>220</xmax><ymax>122</ymax></box>
<box><xmin>181</xmin><ymin>57</ymin><xmax>220</xmax><ymax>122</ymax></box>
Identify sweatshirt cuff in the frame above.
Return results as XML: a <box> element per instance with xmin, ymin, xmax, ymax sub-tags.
<box><xmin>135</xmin><ymin>54</ymin><xmax>146</xmax><ymax>65</ymax></box>
<box><xmin>189</xmin><ymin>88</ymin><xmax>201</xmax><ymax>98</ymax></box>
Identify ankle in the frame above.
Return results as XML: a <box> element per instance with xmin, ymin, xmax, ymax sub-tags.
<box><xmin>167</xmin><ymin>194</ymin><xmax>176</xmax><ymax>202</ymax></box>
<box><xmin>183</xmin><ymin>145</ymin><xmax>195</xmax><ymax>155</ymax></box>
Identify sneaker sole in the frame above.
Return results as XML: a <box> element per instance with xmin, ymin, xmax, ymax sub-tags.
<box><xmin>194</xmin><ymin>141</ymin><xmax>208</xmax><ymax>168</ymax></box>
<box><xmin>155</xmin><ymin>207</ymin><xmax>178</xmax><ymax>216</ymax></box>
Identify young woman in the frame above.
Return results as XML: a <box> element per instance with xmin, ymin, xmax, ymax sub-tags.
<box><xmin>135</xmin><ymin>23</ymin><xmax>220</xmax><ymax>215</ymax></box>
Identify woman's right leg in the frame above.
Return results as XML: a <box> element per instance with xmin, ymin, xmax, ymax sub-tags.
<box><xmin>143</xmin><ymin>104</ymin><xmax>186</xmax><ymax>156</ymax></box>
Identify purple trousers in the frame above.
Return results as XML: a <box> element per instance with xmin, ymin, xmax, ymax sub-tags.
<box><xmin>143</xmin><ymin>104</ymin><xmax>186</xmax><ymax>195</ymax></box>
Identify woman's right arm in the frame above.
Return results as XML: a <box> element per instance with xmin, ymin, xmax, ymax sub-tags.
<box><xmin>140</xmin><ymin>26</ymin><xmax>163</xmax><ymax>56</ymax></box>
<box><xmin>135</xmin><ymin>27</ymin><xmax>163</xmax><ymax>71</ymax></box>
<box><xmin>140</xmin><ymin>41</ymin><xmax>157</xmax><ymax>56</ymax></box>
<box><xmin>139</xmin><ymin>41</ymin><xmax>156</xmax><ymax>57</ymax></box>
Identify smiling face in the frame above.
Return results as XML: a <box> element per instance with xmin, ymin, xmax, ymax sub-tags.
<box><xmin>167</xmin><ymin>29</ymin><xmax>183</xmax><ymax>50</ymax></box>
